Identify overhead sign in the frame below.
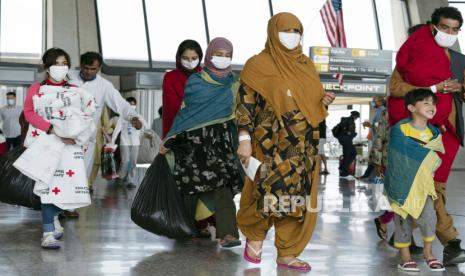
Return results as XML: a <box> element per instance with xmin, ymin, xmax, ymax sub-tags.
<box><xmin>320</xmin><ymin>75</ymin><xmax>387</xmax><ymax>96</ymax></box>
<box><xmin>0</xmin><ymin>66</ymin><xmax>38</xmax><ymax>84</ymax></box>
<box><xmin>310</xmin><ymin>47</ymin><xmax>394</xmax><ymax>76</ymax></box>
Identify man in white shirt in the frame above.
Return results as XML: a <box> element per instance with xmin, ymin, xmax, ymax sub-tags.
<box><xmin>0</xmin><ymin>92</ymin><xmax>22</xmax><ymax>150</ymax></box>
<box><xmin>117</xmin><ymin>97</ymin><xmax>144</xmax><ymax>189</ymax></box>
<box><xmin>69</xmin><ymin>52</ymin><xmax>143</xmax><ymax>182</ymax></box>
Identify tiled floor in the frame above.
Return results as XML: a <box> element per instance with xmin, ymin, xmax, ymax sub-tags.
<box><xmin>1</xmin><ymin>160</ymin><xmax>465</xmax><ymax>276</ymax></box>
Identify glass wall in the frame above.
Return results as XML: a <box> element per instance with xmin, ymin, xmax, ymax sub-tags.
<box><xmin>0</xmin><ymin>0</ymin><xmax>44</xmax><ymax>61</ymax></box>
<box><xmin>146</xmin><ymin>0</ymin><xmax>208</xmax><ymax>63</ymax></box>
<box><xmin>96</xmin><ymin>0</ymin><xmax>408</xmax><ymax>67</ymax></box>
<box><xmin>205</xmin><ymin>0</ymin><xmax>270</xmax><ymax>64</ymax></box>
<box><xmin>449</xmin><ymin>1</ymin><xmax>465</xmax><ymax>50</ymax></box>
<box><xmin>97</xmin><ymin>0</ymin><xmax>149</xmax><ymax>66</ymax></box>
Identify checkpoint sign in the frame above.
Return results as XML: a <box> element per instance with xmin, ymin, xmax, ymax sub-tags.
<box><xmin>310</xmin><ymin>46</ymin><xmax>394</xmax><ymax>76</ymax></box>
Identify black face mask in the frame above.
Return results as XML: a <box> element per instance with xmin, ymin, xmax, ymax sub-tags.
<box><xmin>80</xmin><ymin>71</ymin><xmax>97</xmax><ymax>82</ymax></box>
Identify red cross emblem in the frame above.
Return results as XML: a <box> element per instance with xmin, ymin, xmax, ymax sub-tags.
<box><xmin>32</xmin><ymin>130</ymin><xmax>39</xmax><ymax>137</ymax></box>
<box><xmin>52</xmin><ymin>187</ymin><xmax>61</xmax><ymax>195</ymax></box>
<box><xmin>37</xmin><ymin>93</ymin><xmax>44</xmax><ymax>98</ymax></box>
<box><xmin>59</xmin><ymin>110</ymin><xmax>64</xmax><ymax>117</ymax></box>
<box><xmin>66</xmin><ymin>170</ymin><xmax>75</xmax><ymax>177</ymax></box>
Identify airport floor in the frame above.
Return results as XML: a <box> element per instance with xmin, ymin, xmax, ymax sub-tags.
<box><xmin>1</xmin><ymin>160</ymin><xmax>465</xmax><ymax>276</ymax></box>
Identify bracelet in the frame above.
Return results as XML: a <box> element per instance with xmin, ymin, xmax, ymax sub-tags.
<box><xmin>430</xmin><ymin>85</ymin><xmax>437</xmax><ymax>93</ymax></box>
<box><xmin>239</xmin><ymin>134</ymin><xmax>251</xmax><ymax>142</ymax></box>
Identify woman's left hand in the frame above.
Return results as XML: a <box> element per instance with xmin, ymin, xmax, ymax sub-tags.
<box><xmin>322</xmin><ymin>91</ymin><xmax>336</xmax><ymax>106</ymax></box>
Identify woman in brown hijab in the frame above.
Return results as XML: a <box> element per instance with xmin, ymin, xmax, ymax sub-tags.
<box><xmin>236</xmin><ymin>12</ymin><xmax>335</xmax><ymax>272</ymax></box>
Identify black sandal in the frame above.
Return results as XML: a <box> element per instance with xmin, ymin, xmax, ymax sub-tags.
<box><xmin>374</xmin><ymin>218</ymin><xmax>387</xmax><ymax>240</ymax></box>
<box><xmin>197</xmin><ymin>228</ymin><xmax>211</xmax><ymax>239</ymax></box>
<box><xmin>220</xmin><ymin>236</ymin><xmax>241</xmax><ymax>248</ymax></box>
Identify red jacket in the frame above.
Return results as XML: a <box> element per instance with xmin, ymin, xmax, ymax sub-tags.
<box><xmin>162</xmin><ymin>69</ymin><xmax>189</xmax><ymax>138</ymax></box>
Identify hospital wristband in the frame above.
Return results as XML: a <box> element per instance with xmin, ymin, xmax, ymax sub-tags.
<box><xmin>239</xmin><ymin>135</ymin><xmax>251</xmax><ymax>142</ymax></box>
<box><xmin>430</xmin><ymin>85</ymin><xmax>437</xmax><ymax>93</ymax></box>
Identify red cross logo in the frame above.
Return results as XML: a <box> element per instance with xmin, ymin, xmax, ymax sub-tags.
<box><xmin>37</xmin><ymin>93</ymin><xmax>44</xmax><ymax>98</ymax></box>
<box><xmin>32</xmin><ymin>130</ymin><xmax>39</xmax><ymax>137</ymax></box>
<box><xmin>66</xmin><ymin>170</ymin><xmax>75</xmax><ymax>177</ymax></box>
<box><xmin>52</xmin><ymin>187</ymin><xmax>61</xmax><ymax>195</ymax></box>
<box><xmin>59</xmin><ymin>110</ymin><xmax>64</xmax><ymax>117</ymax></box>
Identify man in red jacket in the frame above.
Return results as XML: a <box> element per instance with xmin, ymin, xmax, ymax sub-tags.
<box><xmin>389</xmin><ymin>7</ymin><xmax>465</xmax><ymax>265</ymax></box>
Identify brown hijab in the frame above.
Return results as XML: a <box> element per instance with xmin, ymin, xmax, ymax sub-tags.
<box><xmin>241</xmin><ymin>12</ymin><xmax>327</xmax><ymax>127</ymax></box>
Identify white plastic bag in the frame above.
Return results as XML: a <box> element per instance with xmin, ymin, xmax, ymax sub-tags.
<box><xmin>137</xmin><ymin>129</ymin><xmax>161</xmax><ymax>164</ymax></box>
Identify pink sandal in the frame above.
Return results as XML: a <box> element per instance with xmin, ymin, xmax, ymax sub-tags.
<box><xmin>277</xmin><ymin>258</ymin><xmax>311</xmax><ymax>272</ymax></box>
<box><xmin>243</xmin><ymin>239</ymin><xmax>262</xmax><ymax>264</ymax></box>
<box><xmin>397</xmin><ymin>261</ymin><xmax>420</xmax><ymax>272</ymax></box>
<box><xmin>426</xmin><ymin>259</ymin><xmax>445</xmax><ymax>272</ymax></box>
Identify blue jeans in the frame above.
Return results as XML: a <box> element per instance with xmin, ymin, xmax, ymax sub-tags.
<box><xmin>41</xmin><ymin>204</ymin><xmax>61</xmax><ymax>232</ymax></box>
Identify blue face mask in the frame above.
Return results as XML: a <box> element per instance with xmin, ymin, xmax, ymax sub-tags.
<box><xmin>80</xmin><ymin>71</ymin><xmax>97</xmax><ymax>82</ymax></box>
<box><xmin>370</xmin><ymin>101</ymin><xmax>376</xmax><ymax>108</ymax></box>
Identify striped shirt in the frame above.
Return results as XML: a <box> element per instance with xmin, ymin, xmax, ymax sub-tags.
<box><xmin>0</xmin><ymin>105</ymin><xmax>22</xmax><ymax>138</ymax></box>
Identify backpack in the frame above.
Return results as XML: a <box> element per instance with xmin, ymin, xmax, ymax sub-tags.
<box><xmin>331</xmin><ymin>123</ymin><xmax>342</xmax><ymax>137</ymax></box>
<box><xmin>332</xmin><ymin>117</ymin><xmax>350</xmax><ymax>138</ymax></box>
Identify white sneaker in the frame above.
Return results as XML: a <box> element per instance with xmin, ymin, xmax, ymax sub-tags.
<box><xmin>340</xmin><ymin>175</ymin><xmax>356</xmax><ymax>180</ymax></box>
<box><xmin>41</xmin><ymin>234</ymin><xmax>60</xmax><ymax>249</ymax></box>
<box><xmin>54</xmin><ymin>216</ymin><xmax>64</xmax><ymax>240</ymax></box>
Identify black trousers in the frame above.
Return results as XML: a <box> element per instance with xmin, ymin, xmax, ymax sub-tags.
<box><xmin>338</xmin><ymin>135</ymin><xmax>356</xmax><ymax>176</ymax></box>
<box><xmin>6</xmin><ymin>136</ymin><xmax>21</xmax><ymax>150</ymax></box>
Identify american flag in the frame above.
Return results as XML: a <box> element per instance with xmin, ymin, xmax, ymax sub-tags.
<box><xmin>320</xmin><ymin>0</ymin><xmax>347</xmax><ymax>84</ymax></box>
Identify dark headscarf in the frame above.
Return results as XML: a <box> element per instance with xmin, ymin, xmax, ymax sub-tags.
<box><xmin>175</xmin><ymin>39</ymin><xmax>203</xmax><ymax>75</ymax></box>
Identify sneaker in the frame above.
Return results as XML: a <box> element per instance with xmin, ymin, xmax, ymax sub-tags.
<box><xmin>126</xmin><ymin>182</ymin><xmax>137</xmax><ymax>189</ymax></box>
<box><xmin>340</xmin><ymin>175</ymin><xmax>355</xmax><ymax>180</ymax></box>
<box><xmin>444</xmin><ymin>239</ymin><xmax>465</xmax><ymax>266</ymax></box>
<box><xmin>41</xmin><ymin>234</ymin><xmax>60</xmax><ymax>249</ymax></box>
<box><xmin>409</xmin><ymin>241</ymin><xmax>423</xmax><ymax>255</ymax></box>
<box><xmin>63</xmin><ymin>210</ymin><xmax>79</xmax><ymax>219</ymax></box>
<box><xmin>53</xmin><ymin>217</ymin><xmax>64</xmax><ymax>240</ymax></box>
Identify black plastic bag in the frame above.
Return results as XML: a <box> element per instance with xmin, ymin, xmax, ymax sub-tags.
<box><xmin>101</xmin><ymin>146</ymin><xmax>119</xmax><ymax>180</ymax></box>
<box><xmin>131</xmin><ymin>154</ymin><xmax>195</xmax><ymax>240</ymax></box>
<box><xmin>0</xmin><ymin>147</ymin><xmax>41</xmax><ymax>210</ymax></box>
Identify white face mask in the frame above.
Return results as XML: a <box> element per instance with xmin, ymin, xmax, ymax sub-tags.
<box><xmin>211</xmin><ymin>56</ymin><xmax>231</xmax><ymax>70</ymax></box>
<box><xmin>7</xmin><ymin>99</ymin><xmax>15</xmax><ymax>106</ymax></box>
<box><xmin>49</xmin><ymin>65</ymin><xmax>69</xmax><ymax>82</ymax></box>
<box><xmin>278</xmin><ymin>32</ymin><xmax>301</xmax><ymax>50</ymax></box>
<box><xmin>130</xmin><ymin>105</ymin><xmax>137</xmax><ymax>110</ymax></box>
<box><xmin>434</xmin><ymin>26</ymin><xmax>458</xmax><ymax>48</ymax></box>
<box><xmin>181</xmin><ymin>59</ymin><xmax>199</xmax><ymax>70</ymax></box>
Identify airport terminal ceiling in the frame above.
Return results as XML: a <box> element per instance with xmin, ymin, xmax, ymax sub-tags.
<box><xmin>1</xmin><ymin>0</ymin><xmax>410</xmax><ymax>68</ymax></box>
<box><xmin>0</xmin><ymin>0</ymin><xmax>464</xmax><ymax>93</ymax></box>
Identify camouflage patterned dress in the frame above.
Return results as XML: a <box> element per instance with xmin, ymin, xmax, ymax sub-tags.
<box><xmin>236</xmin><ymin>85</ymin><xmax>320</xmax><ymax>219</ymax></box>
